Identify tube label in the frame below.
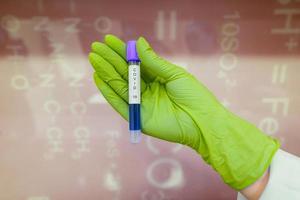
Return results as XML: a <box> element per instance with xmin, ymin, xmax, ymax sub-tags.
<box><xmin>128</xmin><ymin>64</ymin><xmax>140</xmax><ymax>104</ymax></box>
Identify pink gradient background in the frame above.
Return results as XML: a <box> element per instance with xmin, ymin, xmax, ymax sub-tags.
<box><xmin>0</xmin><ymin>0</ymin><xmax>299</xmax><ymax>199</ymax></box>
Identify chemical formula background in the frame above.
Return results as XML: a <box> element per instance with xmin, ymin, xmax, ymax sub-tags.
<box><xmin>0</xmin><ymin>0</ymin><xmax>299</xmax><ymax>199</ymax></box>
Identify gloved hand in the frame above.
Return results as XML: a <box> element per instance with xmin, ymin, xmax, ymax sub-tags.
<box><xmin>88</xmin><ymin>34</ymin><xmax>280</xmax><ymax>190</ymax></box>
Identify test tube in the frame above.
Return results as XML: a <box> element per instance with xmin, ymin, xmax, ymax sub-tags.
<box><xmin>126</xmin><ymin>40</ymin><xmax>141</xmax><ymax>143</ymax></box>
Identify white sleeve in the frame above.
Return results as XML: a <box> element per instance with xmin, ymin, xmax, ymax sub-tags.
<box><xmin>237</xmin><ymin>149</ymin><xmax>300</xmax><ymax>200</ymax></box>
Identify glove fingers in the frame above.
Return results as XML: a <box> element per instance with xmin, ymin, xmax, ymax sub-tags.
<box><xmin>91</xmin><ymin>41</ymin><xmax>146</xmax><ymax>92</ymax></box>
<box><xmin>91</xmin><ymin>42</ymin><xmax>129</xmax><ymax>80</ymax></box>
<box><xmin>137</xmin><ymin>37</ymin><xmax>186</xmax><ymax>81</ymax></box>
<box><xmin>93</xmin><ymin>73</ymin><xmax>128</xmax><ymax>121</ymax></box>
<box><xmin>89</xmin><ymin>52</ymin><xmax>129</xmax><ymax>102</ymax></box>
<box><xmin>104</xmin><ymin>34</ymin><xmax>157</xmax><ymax>83</ymax></box>
<box><xmin>104</xmin><ymin>34</ymin><xmax>126</xmax><ymax>58</ymax></box>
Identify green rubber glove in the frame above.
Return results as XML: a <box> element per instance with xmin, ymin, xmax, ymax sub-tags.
<box><xmin>88</xmin><ymin>34</ymin><xmax>280</xmax><ymax>190</ymax></box>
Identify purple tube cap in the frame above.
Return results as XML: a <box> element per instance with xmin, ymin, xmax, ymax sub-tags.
<box><xmin>126</xmin><ymin>40</ymin><xmax>140</xmax><ymax>62</ymax></box>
